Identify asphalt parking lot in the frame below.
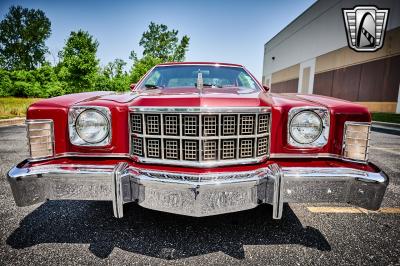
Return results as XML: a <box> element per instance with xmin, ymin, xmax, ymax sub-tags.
<box><xmin>0</xmin><ymin>126</ymin><xmax>399</xmax><ymax>265</ymax></box>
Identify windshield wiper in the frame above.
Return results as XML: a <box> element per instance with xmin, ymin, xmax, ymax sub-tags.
<box><xmin>194</xmin><ymin>83</ymin><xmax>222</xmax><ymax>88</ymax></box>
<box><xmin>144</xmin><ymin>84</ymin><xmax>162</xmax><ymax>89</ymax></box>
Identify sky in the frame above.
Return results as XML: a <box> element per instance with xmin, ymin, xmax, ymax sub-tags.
<box><xmin>0</xmin><ymin>0</ymin><xmax>315</xmax><ymax>80</ymax></box>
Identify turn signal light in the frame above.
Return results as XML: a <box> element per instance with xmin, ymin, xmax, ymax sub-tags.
<box><xmin>342</xmin><ymin>122</ymin><xmax>370</xmax><ymax>162</ymax></box>
<box><xmin>26</xmin><ymin>120</ymin><xmax>54</xmax><ymax>159</ymax></box>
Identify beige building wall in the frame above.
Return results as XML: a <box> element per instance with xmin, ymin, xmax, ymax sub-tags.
<box><xmin>270</xmin><ymin>64</ymin><xmax>300</xmax><ymax>84</ymax></box>
<box><xmin>315</xmin><ymin>27</ymin><xmax>400</xmax><ymax>74</ymax></box>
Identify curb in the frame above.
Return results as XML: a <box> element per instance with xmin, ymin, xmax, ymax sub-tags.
<box><xmin>0</xmin><ymin>117</ymin><xmax>26</xmax><ymax>127</ymax></box>
<box><xmin>372</xmin><ymin>121</ymin><xmax>400</xmax><ymax>129</ymax></box>
<box><xmin>371</xmin><ymin>121</ymin><xmax>400</xmax><ymax>136</ymax></box>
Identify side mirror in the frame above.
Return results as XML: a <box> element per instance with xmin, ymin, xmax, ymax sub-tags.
<box><xmin>130</xmin><ymin>83</ymin><xmax>136</xmax><ymax>91</ymax></box>
<box><xmin>263</xmin><ymin>85</ymin><xmax>270</xmax><ymax>92</ymax></box>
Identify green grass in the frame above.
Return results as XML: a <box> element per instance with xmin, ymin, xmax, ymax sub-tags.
<box><xmin>0</xmin><ymin>97</ymin><xmax>42</xmax><ymax>119</ymax></box>
<box><xmin>371</xmin><ymin>112</ymin><xmax>400</xmax><ymax>124</ymax></box>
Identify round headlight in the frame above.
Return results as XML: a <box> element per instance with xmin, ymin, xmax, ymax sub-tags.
<box><xmin>75</xmin><ymin>109</ymin><xmax>110</xmax><ymax>144</ymax></box>
<box><xmin>289</xmin><ymin>111</ymin><xmax>322</xmax><ymax>144</ymax></box>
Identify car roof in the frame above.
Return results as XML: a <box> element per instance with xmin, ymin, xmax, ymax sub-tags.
<box><xmin>156</xmin><ymin>62</ymin><xmax>244</xmax><ymax>67</ymax></box>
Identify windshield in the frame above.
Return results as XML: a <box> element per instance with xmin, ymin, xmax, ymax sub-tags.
<box><xmin>137</xmin><ymin>65</ymin><xmax>261</xmax><ymax>91</ymax></box>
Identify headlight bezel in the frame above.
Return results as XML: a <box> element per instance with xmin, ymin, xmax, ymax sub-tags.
<box><xmin>68</xmin><ymin>106</ymin><xmax>111</xmax><ymax>146</ymax></box>
<box><xmin>287</xmin><ymin>107</ymin><xmax>330</xmax><ymax>148</ymax></box>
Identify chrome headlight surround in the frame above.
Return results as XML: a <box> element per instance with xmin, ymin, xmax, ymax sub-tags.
<box><xmin>288</xmin><ymin>107</ymin><xmax>330</xmax><ymax>148</ymax></box>
<box><xmin>68</xmin><ymin>106</ymin><xmax>111</xmax><ymax>146</ymax></box>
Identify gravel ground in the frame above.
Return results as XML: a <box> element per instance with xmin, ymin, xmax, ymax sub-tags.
<box><xmin>0</xmin><ymin>126</ymin><xmax>399</xmax><ymax>265</ymax></box>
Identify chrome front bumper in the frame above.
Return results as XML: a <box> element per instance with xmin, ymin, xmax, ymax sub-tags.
<box><xmin>7</xmin><ymin>162</ymin><xmax>388</xmax><ymax>219</ymax></box>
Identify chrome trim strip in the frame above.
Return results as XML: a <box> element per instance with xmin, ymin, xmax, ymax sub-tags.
<box><xmin>25</xmin><ymin>152</ymin><xmax>349</xmax><ymax>163</ymax></box>
<box><xmin>26</xmin><ymin>152</ymin><xmax>131</xmax><ymax>162</ymax></box>
<box><xmin>129</xmin><ymin>106</ymin><xmax>271</xmax><ymax>113</ymax></box>
<box><xmin>23</xmin><ymin>151</ymin><xmax>366</xmax><ymax>165</ymax></box>
<box><xmin>26</xmin><ymin>119</ymin><xmax>54</xmax><ymax>124</ymax></box>
<box><xmin>135</xmin><ymin>156</ymin><xmax>269</xmax><ymax>168</ymax></box>
<box><xmin>281</xmin><ymin>167</ymin><xmax>387</xmax><ymax>183</ymax></box>
<box><xmin>270</xmin><ymin>153</ymin><xmax>342</xmax><ymax>159</ymax></box>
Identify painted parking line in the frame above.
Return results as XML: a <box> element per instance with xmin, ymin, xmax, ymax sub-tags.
<box><xmin>307</xmin><ymin>207</ymin><xmax>400</xmax><ymax>214</ymax></box>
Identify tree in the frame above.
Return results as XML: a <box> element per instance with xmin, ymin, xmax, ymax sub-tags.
<box><xmin>58</xmin><ymin>30</ymin><xmax>99</xmax><ymax>92</ymax></box>
<box><xmin>0</xmin><ymin>6</ymin><xmax>51</xmax><ymax>70</ymax></box>
<box><xmin>136</xmin><ymin>22</ymin><xmax>190</xmax><ymax>62</ymax></box>
<box><xmin>103</xmin><ymin>58</ymin><xmax>127</xmax><ymax>79</ymax></box>
<box><xmin>129</xmin><ymin>22</ymin><xmax>190</xmax><ymax>83</ymax></box>
<box><xmin>96</xmin><ymin>58</ymin><xmax>130</xmax><ymax>92</ymax></box>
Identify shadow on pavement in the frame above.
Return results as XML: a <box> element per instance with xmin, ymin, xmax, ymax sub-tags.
<box><xmin>7</xmin><ymin>201</ymin><xmax>331</xmax><ymax>259</ymax></box>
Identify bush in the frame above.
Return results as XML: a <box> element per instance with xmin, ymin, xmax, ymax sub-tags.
<box><xmin>0</xmin><ymin>66</ymin><xmax>77</xmax><ymax>97</ymax></box>
<box><xmin>95</xmin><ymin>75</ymin><xmax>130</xmax><ymax>92</ymax></box>
<box><xmin>0</xmin><ymin>61</ymin><xmax>132</xmax><ymax>98</ymax></box>
<box><xmin>0</xmin><ymin>69</ymin><xmax>12</xmax><ymax>96</ymax></box>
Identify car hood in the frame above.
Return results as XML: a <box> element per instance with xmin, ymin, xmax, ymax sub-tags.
<box><xmin>122</xmin><ymin>87</ymin><xmax>270</xmax><ymax>107</ymax></box>
<box><xmin>30</xmin><ymin>88</ymin><xmax>368</xmax><ymax>113</ymax></box>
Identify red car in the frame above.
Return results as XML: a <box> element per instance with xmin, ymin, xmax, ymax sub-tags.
<box><xmin>7</xmin><ymin>62</ymin><xmax>388</xmax><ymax>219</ymax></box>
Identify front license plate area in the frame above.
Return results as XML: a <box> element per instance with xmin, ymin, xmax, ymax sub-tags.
<box><xmin>138</xmin><ymin>182</ymin><xmax>258</xmax><ymax>217</ymax></box>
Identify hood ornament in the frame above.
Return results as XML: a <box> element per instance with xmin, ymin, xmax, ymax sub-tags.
<box><xmin>196</xmin><ymin>70</ymin><xmax>203</xmax><ymax>95</ymax></box>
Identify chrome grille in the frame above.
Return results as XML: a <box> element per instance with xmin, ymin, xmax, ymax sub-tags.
<box><xmin>132</xmin><ymin>137</ymin><xmax>143</xmax><ymax>156</ymax></box>
<box><xmin>183</xmin><ymin>140</ymin><xmax>199</xmax><ymax>160</ymax></box>
<box><xmin>222</xmin><ymin>115</ymin><xmax>237</xmax><ymax>135</ymax></box>
<box><xmin>239</xmin><ymin>139</ymin><xmax>254</xmax><ymax>158</ymax></box>
<box><xmin>131</xmin><ymin>114</ymin><xmax>142</xmax><ymax>133</ymax></box>
<box><xmin>183</xmin><ymin>115</ymin><xmax>198</xmax><ymax>136</ymax></box>
<box><xmin>258</xmin><ymin>114</ymin><xmax>269</xmax><ymax>133</ymax></box>
<box><xmin>164</xmin><ymin>139</ymin><xmax>179</xmax><ymax>159</ymax></box>
<box><xmin>164</xmin><ymin>115</ymin><xmax>179</xmax><ymax>135</ymax></box>
<box><xmin>146</xmin><ymin>138</ymin><xmax>161</xmax><ymax>158</ymax></box>
<box><xmin>203</xmin><ymin>140</ymin><xmax>218</xmax><ymax>160</ymax></box>
<box><xmin>240</xmin><ymin>115</ymin><xmax>255</xmax><ymax>135</ymax></box>
<box><xmin>257</xmin><ymin>137</ymin><xmax>268</xmax><ymax>156</ymax></box>
<box><xmin>203</xmin><ymin>115</ymin><xmax>218</xmax><ymax>136</ymax></box>
<box><xmin>130</xmin><ymin>107</ymin><xmax>270</xmax><ymax>167</ymax></box>
<box><xmin>145</xmin><ymin>115</ymin><xmax>160</xmax><ymax>135</ymax></box>
<box><xmin>221</xmin><ymin>139</ymin><xmax>236</xmax><ymax>159</ymax></box>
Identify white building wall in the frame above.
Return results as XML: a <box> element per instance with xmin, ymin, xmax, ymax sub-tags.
<box><xmin>298</xmin><ymin>58</ymin><xmax>316</xmax><ymax>94</ymax></box>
